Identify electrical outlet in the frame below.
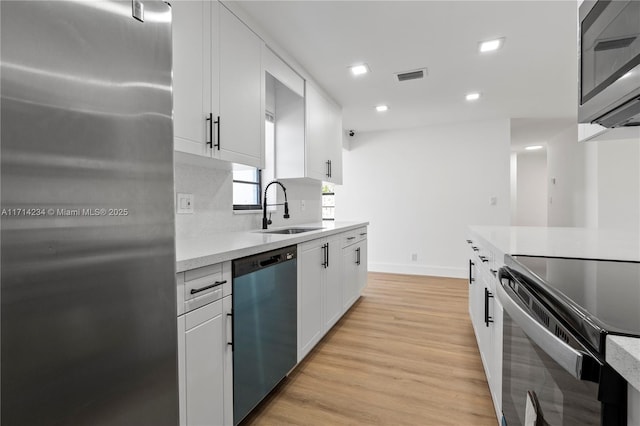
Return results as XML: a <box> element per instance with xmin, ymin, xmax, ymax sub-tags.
<box><xmin>300</xmin><ymin>200</ymin><xmax>306</xmax><ymax>211</ymax></box>
<box><xmin>490</xmin><ymin>196</ymin><xmax>497</xmax><ymax>206</ymax></box>
<box><xmin>411</xmin><ymin>253</ymin><xmax>418</xmax><ymax>262</ymax></box>
<box><xmin>176</xmin><ymin>193</ymin><xmax>194</xmax><ymax>214</ymax></box>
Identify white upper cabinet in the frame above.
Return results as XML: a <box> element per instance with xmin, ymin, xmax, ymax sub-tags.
<box><xmin>217</xmin><ymin>5</ymin><xmax>264</xmax><ymax>168</ymax></box>
<box><xmin>173</xmin><ymin>1</ymin><xmax>264</xmax><ymax>169</ymax></box>
<box><xmin>305</xmin><ymin>82</ymin><xmax>343</xmax><ymax>184</ymax></box>
<box><xmin>275</xmin><ymin>80</ymin><xmax>343</xmax><ymax>183</ymax></box>
<box><xmin>173</xmin><ymin>1</ymin><xmax>343</xmax><ymax>176</ymax></box>
<box><xmin>172</xmin><ymin>0</ymin><xmax>213</xmax><ymax>157</ymax></box>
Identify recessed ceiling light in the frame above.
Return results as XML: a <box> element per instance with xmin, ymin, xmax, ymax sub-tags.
<box><xmin>376</xmin><ymin>105</ymin><xmax>389</xmax><ymax>112</ymax></box>
<box><xmin>525</xmin><ymin>145</ymin><xmax>544</xmax><ymax>151</ymax></box>
<box><xmin>479</xmin><ymin>37</ymin><xmax>505</xmax><ymax>53</ymax></box>
<box><xmin>465</xmin><ymin>92</ymin><xmax>480</xmax><ymax>101</ymax></box>
<box><xmin>349</xmin><ymin>64</ymin><xmax>369</xmax><ymax>76</ymax></box>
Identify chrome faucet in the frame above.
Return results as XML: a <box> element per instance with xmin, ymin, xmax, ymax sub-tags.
<box><xmin>262</xmin><ymin>180</ymin><xmax>290</xmax><ymax>229</ymax></box>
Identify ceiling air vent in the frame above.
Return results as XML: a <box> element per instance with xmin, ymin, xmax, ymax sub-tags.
<box><xmin>395</xmin><ymin>68</ymin><xmax>427</xmax><ymax>82</ymax></box>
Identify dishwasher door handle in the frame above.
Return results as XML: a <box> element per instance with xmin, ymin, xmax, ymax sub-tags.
<box><xmin>259</xmin><ymin>255</ymin><xmax>281</xmax><ymax>268</ymax></box>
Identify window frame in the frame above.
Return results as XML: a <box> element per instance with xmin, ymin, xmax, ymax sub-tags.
<box><xmin>232</xmin><ymin>168</ymin><xmax>262</xmax><ymax>211</ymax></box>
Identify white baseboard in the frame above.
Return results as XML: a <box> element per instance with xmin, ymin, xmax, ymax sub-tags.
<box><xmin>368</xmin><ymin>262</ymin><xmax>466</xmax><ymax>279</ymax></box>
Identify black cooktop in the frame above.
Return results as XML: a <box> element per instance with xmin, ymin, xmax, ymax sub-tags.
<box><xmin>505</xmin><ymin>255</ymin><xmax>640</xmax><ymax>355</ymax></box>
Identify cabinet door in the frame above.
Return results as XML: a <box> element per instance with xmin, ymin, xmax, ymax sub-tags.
<box><xmin>172</xmin><ymin>0</ymin><xmax>212</xmax><ymax>157</ymax></box>
<box><xmin>356</xmin><ymin>239</ymin><xmax>368</xmax><ymax>293</ymax></box>
<box><xmin>305</xmin><ymin>83</ymin><xmax>330</xmax><ymax>181</ymax></box>
<box><xmin>342</xmin><ymin>245</ymin><xmax>359</xmax><ymax>310</ymax></box>
<box><xmin>184</xmin><ymin>301</ymin><xmax>224</xmax><ymax>426</ymax></box>
<box><xmin>476</xmin><ymin>276</ymin><xmax>493</xmax><ymax>383</ymax></box>
<box><xmin>222</xmin><ymin>295</ymin><xmax>233</xmax><ymax>426</ymax></box>
<box><xmin>325</xmin><ymin>99</ymin><xmax>343</xmax><ymax>184</ymax></box>
<box><xmin>178</xmin><ymin>316</ymin><xmax>187</xmax><ymax>426</ymax></box>
<box><xmin>298</xmin><ymin>241</ymin><xmax>325</xmax><ymax>361</ymax></box>
<box><xmin>218</xmin><ymin>5</ymin><xmax>264</xmax><ymax>168</ymax></box>
<box><xmin>323</xmin><ymin>237</ymin><xmax>342</xmax><ymax>332</ymax></box>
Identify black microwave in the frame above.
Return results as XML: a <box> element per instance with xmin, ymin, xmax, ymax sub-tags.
<box><xmin>578</xmin><ymin>0</ymin><xmax>640</xmax><ymax>128</ymax></box>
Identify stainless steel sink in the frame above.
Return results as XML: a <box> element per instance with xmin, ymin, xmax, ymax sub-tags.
<box><xmin>261</xmin><ymin>227</ymin><xmax>324</xmax><ymax>235</ymax></box>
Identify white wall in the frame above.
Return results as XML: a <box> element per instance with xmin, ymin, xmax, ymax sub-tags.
<box><xmin>174</xmin><ymin>152</ymin><xmax>321</xmax><ymax>239</ymax></box>
<box><xmin>594</xmin><ymin>139</ymin><xmax>640</xmax><ymax>232</ymax></box>
<box><xmin>546</xmin><ymin>124</ymin><xmax>640</xmax><ymax>231</ymax></box>
<box><xmin>547</xmin><ymin>125</ymin><xmax>587</xmax><ymax>226</ymax></box>
<box><xmin>335</xmin><ymin>119</ymin><xmax>511</xmax><ymax>278</ymax></box>
<box><xmin>514</xmin><ymin>152</ymin><xmax>547</xmax><ymax>226</ymax></box>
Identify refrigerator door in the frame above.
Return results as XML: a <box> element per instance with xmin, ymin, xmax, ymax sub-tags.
<box><xmin>1</xmin><ymin>1</ymin><xmax>177</xmax><ymax>425</ymax></box>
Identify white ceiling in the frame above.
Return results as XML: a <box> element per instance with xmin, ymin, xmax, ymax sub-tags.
<box><xmin>236</xmin><ymin>0</ymin><xmax>579</xmax><ymax>140</ymax></box>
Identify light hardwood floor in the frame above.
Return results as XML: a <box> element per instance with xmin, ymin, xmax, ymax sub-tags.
<box><xmin>241</xmin><ymin>272</ymin><xmax>498</xmax><ymax>426</ymax></box>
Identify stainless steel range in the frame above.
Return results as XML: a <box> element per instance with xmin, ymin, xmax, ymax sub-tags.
<box><xmin>499</xmin><ymin>255</ymin><xmax>637</xmax><ymax>426</ymax></box>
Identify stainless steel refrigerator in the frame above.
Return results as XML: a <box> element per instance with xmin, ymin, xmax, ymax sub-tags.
<box><xmin>1</xmin><ymin>1</ymin><xmax>178</xmax><ymax>424</ymax></box>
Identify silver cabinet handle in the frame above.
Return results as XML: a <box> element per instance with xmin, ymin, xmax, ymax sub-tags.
<box><xmin>496</xmin><ymin>280</ymin><xmax>588</xmax><ymax>380</ymax></box>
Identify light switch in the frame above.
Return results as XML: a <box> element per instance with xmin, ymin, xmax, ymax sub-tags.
<box><xmin>177</xmin><ymin>193</ymin><xmax>194</xmax><ymax>214</ymax></box>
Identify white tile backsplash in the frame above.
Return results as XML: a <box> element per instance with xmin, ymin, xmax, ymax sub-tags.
<box><xmin>174</xmin><ymin>152</ymin><xmax>322</xmax><ymax>239</ymax></box>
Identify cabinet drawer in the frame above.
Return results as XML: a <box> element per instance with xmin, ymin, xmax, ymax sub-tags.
<box><xmin>185</xmin><ymin>298</ymin><xmax>223</xmax><ymax>330</ymax></box>
<box><xmin>341</xmin><ymin>231</ymin><xmax>358</xmax><ymax>248</ymax></box>
<box><xmin>182</xmin><ymin>261</ymin><xmax>231</xmax><ymax>313</ymax></box>
<box><xmin>355</xmin><ymin>227</ymin><xmax>368</xmax><ymax>243</ymax></box>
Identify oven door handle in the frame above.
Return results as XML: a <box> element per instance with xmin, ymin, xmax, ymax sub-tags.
<box><xmin>496</xmin><ymin>282</ymin><xmax>589</xmax><ymax>380</ymax></box>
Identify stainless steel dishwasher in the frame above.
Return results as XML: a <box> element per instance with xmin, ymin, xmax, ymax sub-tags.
<box><xmin>232</xmin><ymin>245</ymin><xmax>297</xmax><ymax>425</ymax></box>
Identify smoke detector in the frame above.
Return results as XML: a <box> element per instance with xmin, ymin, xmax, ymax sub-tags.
<box><xmin>395</xmin><ymin>68</ymin><xmax>428</xmax><ymax>82</ymax></box>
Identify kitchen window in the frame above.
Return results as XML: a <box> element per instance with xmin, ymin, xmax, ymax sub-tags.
<box><xmin>233</xmin><ymin>164</ymin><xmax>262</xmax><ymax>210</ymax></box>
<box><xmin>322</xmin><ymin>182</ymin><xmax>335</xmax><ymax>221</ymax></box>
<box><xmin>233</xmin><ymin>113</ymin><xmax>275</xmax><ymax>211</ymax></box>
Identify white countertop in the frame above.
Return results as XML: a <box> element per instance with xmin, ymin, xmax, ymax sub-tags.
<box><xmin>469</xmin><ymin>226</ymin><xmax>640</xmax><ymax>393</ymax></box>
<box><xmin>607</xmin><ymin>335</ymin><xmax>640</xmax><ymax>391</ymax></box>
<box><xmin>469</xmin><ymin>226</ymin><xmax>640</xmax><ymax>261</ymax></box>
<box><xmin>176</xmin><ymin>221</ymin><xmax>368</xmax><ymax>273</ymax></box>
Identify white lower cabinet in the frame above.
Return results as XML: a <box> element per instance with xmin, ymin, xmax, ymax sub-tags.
<box><xmin>297</xmin><ymin>239</ymin><xmax>325</xmax><ymax>361</ymax></box>
<box><xmin>323</xmin><ymin>235</ymin><xmax>343</xmax><ymax>332</ymax></box>
<box><xmin>177</xmin><ymin>263</ymin><xmax>232</xmax><ymax>426</ymax></box>
<box><xmin>342</xmin><ymin>230</ymin><xmax>368</xmax><ymax>311</ymax></box>
<box><xmin>297</xmin><ymin>234</ymin><xmax>341</xmax><ymax>361</ymax></box>
<box><xmin>298</xmin><ymin>228</ymin><xmax>368</xmax><ymax>362</ymax></box>
<box><xmin>466</xmin><ymin>237</ymin><xmax>503</xmax><ymax>425</ymax></box>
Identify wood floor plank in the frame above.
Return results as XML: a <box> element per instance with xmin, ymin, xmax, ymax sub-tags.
<box><xmin>241</xmin><ymin>272</ymin><xmax>497</xmax><ymax>426</ymax></box>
